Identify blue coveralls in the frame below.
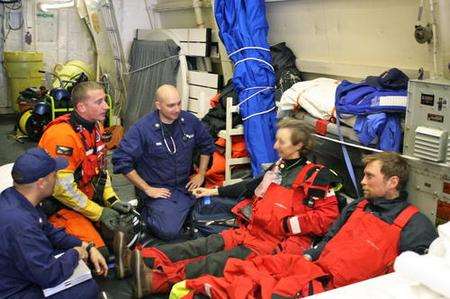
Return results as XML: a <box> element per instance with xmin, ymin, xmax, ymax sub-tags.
<box><xmin>112</xmin><ymin>111</ymin><xmax>215</xmax><ymax>240</ymax></box>
<box><xmin>335</xmin><ymin>80</ymin><xmax>406</xmax><ymax>152</ymax></box>
<box><xmin>0</xmin><ymin>187</ymin><xmax>99</xmax><ymax>299</ymax></box>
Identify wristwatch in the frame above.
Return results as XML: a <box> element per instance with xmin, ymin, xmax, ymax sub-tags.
<box><xmin>86</xmin><ymin>242</ymin><xmax>95</xmax><ymax>254</ymax></box>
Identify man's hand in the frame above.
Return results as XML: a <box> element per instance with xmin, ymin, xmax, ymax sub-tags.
<box><xmin>192</xmin><ymin>187</ymin><xmax>218</xmax><ymax>198</ymax></box>
<box><xmin>186</xmin><ymin>173</ymin><xmax>205</xmax><ymax>192</ymax></box>
<box><xmin>110</xmin><ymin>199</ymin><xmax>132</xmax><ymax>214</ymax></box>
<box><xmin>89</xmin><ymin>247</ymin><xmax>108</xmax><ymax>277</ymax></box>
<box><xmin>74</xmin><ymin>246</ymin><xmax>88</xmax><ymax>261</ymax></box>
<box><xmin>144</xmin><ymin>186</ymin><xmax>171</xmax><ymax>199</ymax></box>
<box><xmin>99</xmin><ymin>207</ymin><xmax>121</xmax><ymax>231</ymax></box>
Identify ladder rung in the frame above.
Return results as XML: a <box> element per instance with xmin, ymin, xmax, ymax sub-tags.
<box><xmin>229</xmin><ymin>157</ymin><xmax>250</xmax><ymax>165</ymax></box>
<box><xmin>217</xmin><ymin>128</ymin><xmax>244</xmax><ymax>139</ymax></box>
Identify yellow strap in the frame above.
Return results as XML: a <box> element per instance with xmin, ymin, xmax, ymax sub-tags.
<box><xmin>102</xmin><ymin>170</ymin><xmax>119</xmax><ymax>205</ymax></box>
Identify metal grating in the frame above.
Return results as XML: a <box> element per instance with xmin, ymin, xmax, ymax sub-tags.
<box><xmin>414</xmin><ymin>126</ymin><xmax>447</xmax><ymax>162</ymax></box>
<box><xmin>447</xmin><ymin>137</ymin><xmax>450</xmax><ymax>163</ymax></box>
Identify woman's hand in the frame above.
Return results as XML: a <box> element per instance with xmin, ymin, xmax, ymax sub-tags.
<box><xmin>192</xmin><ymin>187</ymin><xmax>218</xmax><ymax>198</ymax></box>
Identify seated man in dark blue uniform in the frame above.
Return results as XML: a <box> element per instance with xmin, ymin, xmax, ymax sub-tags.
<box><xmin>112</xmin><ymin>84</ymin><xmax>215</xmax><ymax>241</ymax></box>
<box><xmin>0</xmin><ymin>148</ymin><xmax>108</xmax><ymax>298</ymax></box>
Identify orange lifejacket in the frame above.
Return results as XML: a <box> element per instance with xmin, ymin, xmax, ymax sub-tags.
<box><xmin>41</xmin><ymin>114</ymin><xmax>108</xmax><ymax>198</ymax></box>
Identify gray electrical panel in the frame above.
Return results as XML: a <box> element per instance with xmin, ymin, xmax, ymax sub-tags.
<box><xmin>404</xmin><ymin>79</ymin><xmax>450</xmax><ymax>163</ymax></box>
<box><xmin>403</xmin><ymin>79</ymin><xmax>450</xmax><ymax>223</ymax></box>
<box><xmin>406</xmin><ymin>159</ymin><xmax>449</xmax><ymax>223</ymax></box>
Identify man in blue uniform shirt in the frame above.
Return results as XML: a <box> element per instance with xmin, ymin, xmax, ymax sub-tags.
<box><xmin>0</xmin><ymin>148</ymin><xmax>108</xmax><ymax>298</ymax></box>
<box><xmin>112</xmin><ymin>84</ymin><xmax>215</xmax><ymax>241</ymax></box>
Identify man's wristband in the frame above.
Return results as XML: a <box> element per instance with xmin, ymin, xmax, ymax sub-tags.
<box><xmin>86</xmin><ymin>242</ymin><xmax>95</xmax><ymax>254</ymax></box>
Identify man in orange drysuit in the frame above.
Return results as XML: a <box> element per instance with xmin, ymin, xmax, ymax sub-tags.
<box><xmin>39</xmin><ymin>81</ymin><xmax>132</xmax><ymax>255</ymax></box>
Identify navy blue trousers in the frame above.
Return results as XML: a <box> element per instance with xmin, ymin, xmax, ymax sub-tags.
<box><xmin>138</xmin><ymin>188</ymin><xmax>195</xmax><ymax>241</ymax></box>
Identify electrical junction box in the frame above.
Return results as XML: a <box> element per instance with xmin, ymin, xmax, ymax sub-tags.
<box><xmin>406</xmin><ymin>159</ymin><xmax>450</xmax><ymax>224</ymax></box>
<box><xmin>403</xmin><ymin>79</ymin><xmax>450</xmax><ymax>224</ymax></box>
<box><xmin>404</xmin><ymin>79</ymin><xmax>450</xmax><ymax>163</ymax></box>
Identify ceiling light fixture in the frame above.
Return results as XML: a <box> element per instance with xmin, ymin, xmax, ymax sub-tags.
<box><xmin>38</xmin><ymin>0</ymin><xmax>75</xmax><ymax>12</ymax></box>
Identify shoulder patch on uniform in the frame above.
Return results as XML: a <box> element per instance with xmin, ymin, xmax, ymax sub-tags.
<box><xmin>56</xmin><ymin>145</ymin><xmax>73</xmax><ymax>156</ymax></box>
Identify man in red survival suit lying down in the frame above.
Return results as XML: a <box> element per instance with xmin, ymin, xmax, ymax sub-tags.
<box><xmin>171</xmin><ymin>152</ymin><xmax>438</xmax><ymax>298</ymax></box>
<box><xmin>114</xmin><ymin>119</ymin><xmax>342</xmax><ymax>297</ymax></box>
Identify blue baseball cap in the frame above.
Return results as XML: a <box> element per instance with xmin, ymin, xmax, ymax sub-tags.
<box><xmin>11</xmin><ymin>148</ymin><xmax>68</xmax><ymax>184</ymax></box>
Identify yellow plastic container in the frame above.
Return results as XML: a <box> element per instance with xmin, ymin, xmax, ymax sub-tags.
<box><xmin>4</xmin><ymin>51</ymin><xmax>44</xmax><ymax>111</ymax></box>
<box><xmin>52</xmin><ymin>60</ymin><xmax>95</xmax><ymax>88</ymax></box>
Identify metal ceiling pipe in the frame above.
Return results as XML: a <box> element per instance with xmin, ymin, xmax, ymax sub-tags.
<box><xmin>429</xmin><ymin>0</ymin><xmax>439</xmax><ymax>79</ymax></box>
<box><xmin>0</xmin><ymin>4</ymin><xmax>9</xmax><ymax>110</ymax></box>
<box><xmin>438</xmin><ymin>0</ymin><xmax>450</xmax><ymax>79</ymax></box>
<box><xmin>153</xmin><ymin>0</ymin><xmax>211</xmax><ymax>12</ymax></box>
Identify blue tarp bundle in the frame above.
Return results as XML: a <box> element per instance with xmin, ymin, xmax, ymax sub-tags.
<box><xmin>215</xmin><ymin>0</ymin><xmax>278</xmax><ymax>175</ymax></box>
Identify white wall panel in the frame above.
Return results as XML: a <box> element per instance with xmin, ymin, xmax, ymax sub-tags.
<box><xmin>265</xmin><ymin>0</ymin><xmax>446</xmax><ymax>79</ymax></box>
<box><xmin>112</xmin><ymin>0</ymin><xmax>153</xmax><ymax>60</ymax></box>
<box><xmin>4</xmin><ymin>1</ymin><xmax>95</xmax><ymax>75</ymax></box>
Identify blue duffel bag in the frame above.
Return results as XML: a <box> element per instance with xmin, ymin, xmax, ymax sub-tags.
<box><xmin>189</xmin><ymin>196</ymin><xmax>242</xmax><ymax>237</ymax></box>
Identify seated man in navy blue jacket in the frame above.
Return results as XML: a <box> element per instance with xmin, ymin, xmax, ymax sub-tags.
<box><xmin>0</xmin><ymin>148</ymin><xmax>108</xmax><ymax>298</ymax></box>
<box><xmin>112</xmin><ymin>84</ymin><xmax>215</xmax><ymax>241</ymax></box>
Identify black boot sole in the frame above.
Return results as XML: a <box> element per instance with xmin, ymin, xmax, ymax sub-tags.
<box><xmin>131</xmin><ymin>249</ymin><xmax>149</xmax><ymax>298</ymax></box>
<box><xmin>113</xmin><ymin>231</ymin><xmax>129</xmax><ymax>279</ymax></box>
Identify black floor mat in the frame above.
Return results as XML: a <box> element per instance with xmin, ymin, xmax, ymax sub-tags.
<box><xmin>96</xmin><ymin>274</ymin><xmax>168</xmax><ymax>299</ymax></box>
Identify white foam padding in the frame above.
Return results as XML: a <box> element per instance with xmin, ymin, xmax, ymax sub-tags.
<box><xmin>394</xmin><ymin>251</ymin><xmax>450</xmax><ymax>298</ymax></box>
<box><xmin>0</xmin><ymin>163</ymin><xmax>14</xmax><ymax>193</ymax></box>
